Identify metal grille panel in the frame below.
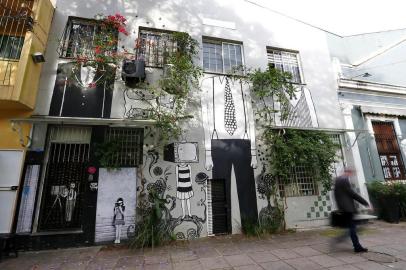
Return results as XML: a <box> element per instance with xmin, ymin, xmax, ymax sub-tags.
<box><xmin>39</xmin><ymin>143</ymin><xmax>90</xmax><ymax>231</ymax></box>
<box><xmin>105</xmin><ymin>127</ymin><xmax>144</xmax><ymax>167</ymax></box>
<box><xmin>0</xmin><ymin>0</ymin><xmax>34</xmax><ymax>86</ymax></box>
<box><xmin>278</xmin><ymin>165</ymin><xmax>318</xmax><ymax>197</ymax></box>
<box><xmin>136</xmin><ymin>29</ymin><xmax>177</xmax><ymax>67</ymax></box>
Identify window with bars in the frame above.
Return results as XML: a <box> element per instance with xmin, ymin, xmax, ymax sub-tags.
<box><xmin>0</xmin><ymin>35</ymin><xmax>24</xmax><ymax>60</ymax></box>
<box><xmin>135</xmin><ymin>28</ymin><xmax>177</xmax><ymax>67</ymax></box>
<box><xmin>203</xmin><ymin>39</ymin><xmax>243</xmax><ymax>74</ymax></box>
<box><xmin>278</xmin><ymin>133</ymin><xmax>344</xmax><ymax>197</ymax></box>
<box><xmin>104</xmin><ymin>128</ymin><xmax>144</xmax><ymax>167</ymax></box>
<box><xmin>267</xmin><ymin>48</ymin><xmax>303</xmax><ymax>84</ymax></box>
<box><xmin>278</xmin><ymin>165</ymin><xmax>318</xmax><ymax>197</ymax></box>
<box><xmin>58</xmin><ymin>17</ymin><xmax>118</xmax><ymax>59</ymax></box>
<box><xmin>372</xmin><ymin>121</ymin><xmax>406</xmax><ymax>180</ymax></box>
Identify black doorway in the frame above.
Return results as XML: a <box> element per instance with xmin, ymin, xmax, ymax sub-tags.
<box><xmin>210</xmin><ymin>178</ymin><xmax>230</xmax><ymax>234</ymax></box>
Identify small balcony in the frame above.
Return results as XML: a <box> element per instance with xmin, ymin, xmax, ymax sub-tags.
<box><xmin>0</xmin><ymin>0</ymin><xmax>54</xmax><ymax>110</ymax></box>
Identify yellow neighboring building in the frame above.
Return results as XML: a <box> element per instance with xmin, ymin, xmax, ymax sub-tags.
<box><xmin>0</xmin><ymin>0</ymin><xmax>54</xmax><ymax>233</ymax></box>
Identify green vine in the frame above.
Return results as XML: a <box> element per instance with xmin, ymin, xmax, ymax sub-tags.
<box><xmin>264</xmin><ymin>129</ymin><xmax>338</xmax><ymax>193</ymax></box>
<box><xmin>94</xmin><ymin>140</ymin><xmax>122</xmax><ymax>170</ymax></box>
<box><xmin>145</xmin><ymin>32</ymin><xmax>202</xmax><ymax>147</ymax></box>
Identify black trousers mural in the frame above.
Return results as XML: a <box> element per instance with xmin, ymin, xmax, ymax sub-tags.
<box><xmin>211</xmin><ymin>139</ymin><xmax>258</xmax><ymax>229</ymax></box>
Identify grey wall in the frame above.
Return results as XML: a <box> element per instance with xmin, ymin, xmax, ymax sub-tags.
<box><xmin>350</xmin><ymin>108</ymin><xmax>384</xmax><ymax>182</ymax></box>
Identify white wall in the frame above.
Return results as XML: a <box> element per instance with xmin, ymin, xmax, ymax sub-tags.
<box><xmin>34</xmin><ymin>0</ymin><xmax>348</xmax><ymax>232</ymax></box>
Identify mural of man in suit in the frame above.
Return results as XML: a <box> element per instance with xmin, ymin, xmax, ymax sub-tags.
<box><xmin>201</xmin><ymin>76</ymin><xmax>258</xmax><ymax>230</ymax></box>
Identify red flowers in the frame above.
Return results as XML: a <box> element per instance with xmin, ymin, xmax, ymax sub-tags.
<box><xmin>88</xmin><ymin>82</ymin><xmax>97</xmax><ymax>89</ymax></box>
<box><xmin>94</xmin><ymin>46</ymin><xmax>102</xmax><ymax>54</ymax></box>
<box><xmin>104</xmin><ymin>13</ymin><xmax>129</xmax><ymax>36</ymax></box>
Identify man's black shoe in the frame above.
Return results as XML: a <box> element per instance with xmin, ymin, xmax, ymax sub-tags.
<box><xmin>354</xmin><ymin>247</ymin><xmax>368</xmax><ymax>253</ymax></box>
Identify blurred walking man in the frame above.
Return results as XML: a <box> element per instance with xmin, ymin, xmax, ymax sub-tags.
<box><xmin>333</xmin><ymin>168</ymin><xmax>369</xmax><ymax>253</ymax></box>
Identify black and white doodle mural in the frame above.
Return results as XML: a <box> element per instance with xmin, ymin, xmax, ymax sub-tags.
<box><xmin>137</xmin><ymin>136</ymin><xmax>207</xmax><ymax>240</ymax></box>
<box><xmin>201</xmin><ymin>76</ymin><xmax>259</xmax><ymax>227</ymax></box>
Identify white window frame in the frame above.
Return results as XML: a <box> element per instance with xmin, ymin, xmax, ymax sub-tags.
<box><xmin>202</xmin><ymin>38</ymin><xmax>244</xmax><ymax>74</ymax></box>
<box><xmin>267</xmin><ymin>47</ymin><xmax>305</xmax><ymax>84</ymax></box>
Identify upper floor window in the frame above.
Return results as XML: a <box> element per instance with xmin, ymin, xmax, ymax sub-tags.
<box><xmin>59</xmin><ymin>17</ymin><xmax>118</xmax><ymax>59</ymax></box>
<box><xmin>267</xmin><ymin>48</ymin><xmax>303</xmax><ymax>84</ymax></box>
<box><xmin>59</xmin><ymin>17</ymin><xmax>98</xmax><ymax>58</ymax></box>
<box><xmin>0</xmin><ymin>35</ymin><xmax>24</xmax><ymax>60</ymax></box>
<box><xmin>203</xmin><ymin>38</ymin><xmax>243</xmax><ymax>74</ymax></box>
<box><xmin>135</xmin><ymin>28</ymin><xmax>177</xmax><ymax>67</ymax></box>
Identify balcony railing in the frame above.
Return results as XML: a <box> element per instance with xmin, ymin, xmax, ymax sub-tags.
<box><xmin>0</xmin><ymin>0</ymin><xmax>34</xmax><ymax>87</ymax></box>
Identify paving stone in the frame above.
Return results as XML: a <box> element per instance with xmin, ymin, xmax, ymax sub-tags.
<box><xmin>224</xmin><ymin>254</ymin><xmax>256</xmax><ymax>267</ymax></box>
<box><xmin>269</xmin><ymin>249</ymin><xmax>301</xmax><ymax>260</ymax></box>
<box><xmin>284</xmin><ymin>257</ymin><xmax>324</xmax><ymax>270</ymax></box>
<box><xmin>292</xmin><ymin>246</ymin><xmax>323</xmax><ymax>257</ymax></box>
<box><xmin>172</xmin><ymin>259</ymin><xmax>202</xmax><ymax>270</ymax></box>
<box><xmin>192</xmin><ymin>246</ymin><xmax>221</xmax><ymax>258</ymax></box>
<box><xmin>115</xmin><ymin>256</ymin><xmax>144</xmax><ymax>267</ymax></box>
<box><xmin>233</xmin><ymin>265</ymin><xmax>264</xmax><ymax>270</ymax></box>
<box><xmin>309</xmin><ymin>255</ymin><xmax>345</xmax><ymax>268</ymax></box>
<box><xmin>169</xmin><ymin>250</ymin><xmax>198</xmax><ymax>262</ymax></box>
<box><xmin>327</xmin><ymin>265</ymin><xmax>360</xmax><ymax>270</ymax></box>
<box><xmin>383</xmin><ymin>260</ymin><xmax>406</xmax><ymax>270</ymax></box>
<box><xmin>329</xmin><ymin>252</ymin><xmax>367</xmax><ymax>264</ymax></box>
<box><xmin>260</xmin><ymin>260</ymin><xmax>295</xmax><ymax>270</ymax></box>
<box><xmin>60</xmin><ymin>261</ymin><xmax>89</xmax><ymax>270</ymax></box>
<box><xmin>352</xmin><ymin>261</ymin><xmax>393</xmax><ymax>270</ymax></box>
<box><xmin>143</xmin><ymin>262</ymin><xmax>173</xmax><ymax>270</ymax></box>
<box><xmin>199</xmin><ymin>256</ymin><xmax>230</xmax><ymax>269</ymax></box>
<box><xmin>247</xmin><ymin>251</ymin><xmax>279</xmax><ymax>263</ymax></box>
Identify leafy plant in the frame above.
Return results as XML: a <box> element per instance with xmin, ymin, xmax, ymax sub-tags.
<box><xmin>367</xmin><ymin>181</ymin><xmax>406</xmax><ymax>220</ymax></box>
<box><xmin>144</xmin><ymin>31</ymin><xmax>202</xmax><ymax>147</ymax></box>
<box><xmin>94</xmin><ymin>140</ymin><xmax>122</xmax><ymax>170</ymax></box>
<box><xmin>265</xmin><ymin>129</ymin><xmax>339</xmax><ymax>193</ymax></box>
<box><xmin>130</xmin><ymin>189</ymin><xmax>174</xmax><ymax>249</ymax></box>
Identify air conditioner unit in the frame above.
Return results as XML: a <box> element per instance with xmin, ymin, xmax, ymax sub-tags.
<box><xmin>121</xmin><ymin>59</ymin><xmax>146</xmax><ymax>85</ymax></box>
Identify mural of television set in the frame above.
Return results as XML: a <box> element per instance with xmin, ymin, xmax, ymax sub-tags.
<box><xmin>164</xmin><ymin>142</ymin><xmax>199</xmax><ymax>163</ymax></box>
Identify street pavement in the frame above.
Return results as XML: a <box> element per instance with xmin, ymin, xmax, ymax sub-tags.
<box><xmin>2</xmin><ymin>221</ymin><xmax>406</xmax><ymax>270</ymax></box>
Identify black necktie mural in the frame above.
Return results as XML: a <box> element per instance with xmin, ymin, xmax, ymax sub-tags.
<box><xmin>224</xmin><ymin>78</ymin><xmax>237</xmax><ymax>135</ymax></box>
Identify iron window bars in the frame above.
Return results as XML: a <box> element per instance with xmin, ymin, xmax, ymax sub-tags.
<box><xmin>104</xmin><ymin>127</ymin><xmax>144</xmax><ymax>167</ymax></box>
<box><xmin>278</xmin><ymin>133</ymin><xmax>344</xmax><ymax>197</ymax></box>
<box><xmin>202</xmin><ymin>38</ymin><xmax>243</xmax><ymax>74</ymax></box>
<box><xmin>135</xmin><ymin>28</ymin><xmax>178</xmax><ymax>67</ymax></box>
<box><xmin>267</xmin><ymin>48</ymin><xmax>303</xmax><ymax>84</ymax></box>
<box><xmin>0</xmin><ymin>0</ymin><xmax>34</xmax><ymax>85</ymax></box>
<box><xmin>58</xmin><ymin>17</ymin><xmax>118</xmax><ymax>59</ymax></box>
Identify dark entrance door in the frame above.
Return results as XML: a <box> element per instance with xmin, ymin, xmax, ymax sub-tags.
<box><xmin>211</xmin><ymin>178</ymin><xmax>229</xmax><ymax>234</ymax></box>
<box><xmin>38</xmin><ymin>143</ymin><xmax>90</xmax><ymax>231</ymax></box>
<box><xmin>38</xmin><ymin>126</ymin><xmax>92</xmax><ymax>232</ymax></box>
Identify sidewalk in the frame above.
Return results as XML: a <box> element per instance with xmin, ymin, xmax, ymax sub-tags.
<box><xmin>2</xmin><ymin>221</ymin><xmax>406</xmax><ymax>270</ymax></box>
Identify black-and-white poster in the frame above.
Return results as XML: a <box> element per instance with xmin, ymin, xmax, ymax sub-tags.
<box><xmin>95</xmin><ymin>168</ymin><xmax>136</xmax><ymax>243</ymax></box>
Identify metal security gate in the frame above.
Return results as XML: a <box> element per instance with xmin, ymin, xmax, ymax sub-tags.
<box><xmin>210</xmin><ymin>179</ymin><xmax>229</xmax><ymax>234</ymax></box>
<box><xmin>38</xmin><ymin>126</ymin><xmax>91</xmax><ymax>231</ymax></box>
<box><xmin>372</xmin><ymin>121</ymin><xmax>406</xmax><ymax>180</ymax></box>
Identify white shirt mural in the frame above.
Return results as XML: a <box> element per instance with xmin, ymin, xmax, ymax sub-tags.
<box><xmin>201</xmin><ymin>76</ymin><xmax>257</xmax><ymax>170</ymax></box>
